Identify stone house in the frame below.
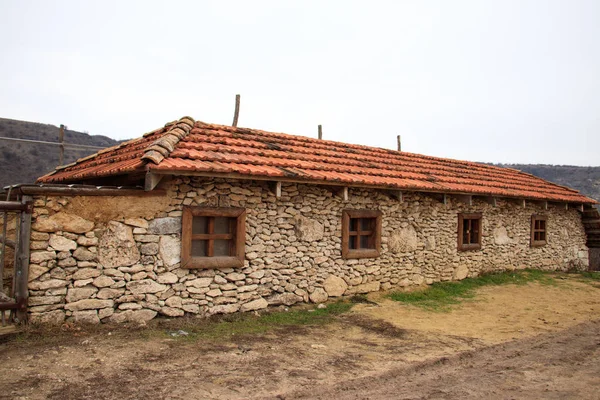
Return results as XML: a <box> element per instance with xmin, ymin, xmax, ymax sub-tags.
<box><xmin>17</xmin><ymin>116</ymin><xmax>597</xmax><ymax>324</ymax></box>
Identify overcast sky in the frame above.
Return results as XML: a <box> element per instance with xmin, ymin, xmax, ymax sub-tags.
<box><xmin>1</xmin><ymin>1</ymin><xmax>599</xmax><ymax>166</ymax></box>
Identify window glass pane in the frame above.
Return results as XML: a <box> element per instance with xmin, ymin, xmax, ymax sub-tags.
<box><xmin>349</xmin><ymin>235</ymin><xmax>358</xmax><ymax>249</ymax></box>
<box><xmin>214</xmin><ymin>217</ymin><xmax>231</xmax><ymax>234</ymax></box>
<box><xmin>191</xmin><ymin>240</ymin><xmax>207</xmax><ymax>256</ymax></box>
<box><xmin>462</xmin><ymin>220</ymin><xmax>470</xmax><ymax>244</ymax></box>
<box><xmin>214</xmin><ymin>240</ymin><xmax>231</xmax><ymax>256</ymax></box>
<box><xmin>471</xmin><ymin>219</ymin><xmax>479</xmax><ymax>235</ymax></box>
<box><xmin>192</xmin><ymin>216</ymin><xmax>208</xmax><ymax>234</ymax></box>
<box><xmin>360</xmin><ymin>235</ymin><xmax>371</xmax><ymax>249</ymax></box>
<box><xmin>350</xmin><ymin>218</ymin><xmax>358</xmax><ymax>231</ymax></box>
<box><xmin>539</xmin><ymin>220</ymin><xmax>546</xmax><ymax>230</ymax></box>
<box><xmin>360</xmin><ymin>218</ymin><xmax>373</xmax><ymax>231</ymax></box>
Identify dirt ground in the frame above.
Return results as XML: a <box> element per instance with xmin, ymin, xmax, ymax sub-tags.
<box><xmin>1</xmin><ymin>276</ymin><xmax>600</xmax><ymax>400</ymax></box>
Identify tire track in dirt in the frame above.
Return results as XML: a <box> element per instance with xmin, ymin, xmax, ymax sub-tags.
<box><xmin>280</xmin><ymin>319</ymin><xmax>600</xmax><ymax>400</ymax></box>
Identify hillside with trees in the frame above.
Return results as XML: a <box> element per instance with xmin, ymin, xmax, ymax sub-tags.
<box><xmin>0</xmin><ymin>117</ymin><xmax>121</xmax><ymax>188</ymax></box>
<box><xmin>495</xmin><ymin>164</ymin><xmax>600</xmax><ymax>207</ymax></box>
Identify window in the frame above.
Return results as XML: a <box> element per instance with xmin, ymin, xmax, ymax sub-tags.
<box><xmin>181</xmin><ymin>207</ymin><xmax>246</xmax><ymax>269</ymax></box>
<box><xmin>458</xmin><ymin>213</ymin><xmax>482</xmax><ymax>251</ymax></box>
<box><xmin>341</xmin><ymin>209</ymin><xmax>382</xmax><ymax>259</ymax></box>
<box><xmin>531</xmin><ymin>215</ymin><xmax>547</xmax><ymax>247</ymax></box>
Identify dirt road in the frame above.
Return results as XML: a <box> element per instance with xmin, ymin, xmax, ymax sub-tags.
<box><xmin>1</xmin><ymin>277</ymin><xmax>600</xmax><ymax>399</ymax></box>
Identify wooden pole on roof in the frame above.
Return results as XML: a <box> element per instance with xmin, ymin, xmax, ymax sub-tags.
<box><xmin>318</xmin><ymin>125</ymin><xmax>322</xmax><ymax>140</ymax></box>
<box><xmin>232</xmin><ymin>94</ymin><xmax>240</xmax><ymax>127</ymax></box>
<box><xmin>397</xmin><ymin>135</ymin><xmax>401</xmax><ymax>151</ymax></box>
<box><xmin>59</xmin><ymin>124</ymin><xmax>65</xmax><ymax>165</ymax></box>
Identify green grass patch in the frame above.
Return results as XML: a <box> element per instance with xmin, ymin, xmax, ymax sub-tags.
<box><xmin>574</xmin><ymin>271</ymin><xmax>600</xmax><ymax>281</ymax></box>
<box><xmin>388</xmin><ymin>269</ymin><xmax>556</xmax><ymax>311</ymax></box>
<box><xmin>151</xmin><ymin>301</ymin><xmax>353</xmax><ymax>341</ymax></box>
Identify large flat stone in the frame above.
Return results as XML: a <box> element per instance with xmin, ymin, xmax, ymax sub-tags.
<box><xmin>64</xmin><ymin>299</ymin><xmax>114</xmax><ymax>311</ymax></box>
<box><xmin>323</xmin><ymin>275</ymin><xmax>348</xmax><ymax>297</ymax></box>
<box><xmin>148</xmin><ymin>217</ymin><xmax>181</xmax><ymax>235</ymax></box>
<box><xmin>126</xmin><ymin>279</ymin><xmax>167</xmax><ymax>294</ymax></box>
<box><xmin>98</xmin><ymin>221</ymin><xmax>140</xmax><ymax>268</ymax></box>
<box><xmin>33</xmin><ymin>212</ymin><xmax>94</xmax><ymax>234</ymax></box>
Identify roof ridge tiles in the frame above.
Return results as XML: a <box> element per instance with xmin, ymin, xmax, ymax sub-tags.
<box><xmin>141</xmin><ymin>116</ymin><xmax>195</xmax><ymax>165</ymax></box>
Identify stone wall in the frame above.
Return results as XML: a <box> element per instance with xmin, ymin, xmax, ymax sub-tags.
<box><xmin>26</xmin><ymin>177</ymin><xmax>590</xmax><ymax>324</ymax></box>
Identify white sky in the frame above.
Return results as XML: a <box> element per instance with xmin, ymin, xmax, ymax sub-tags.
<box><xmin>1</xmin><ymin>0</ymin><xmax>599</xmax><ymax>166</ymax></box>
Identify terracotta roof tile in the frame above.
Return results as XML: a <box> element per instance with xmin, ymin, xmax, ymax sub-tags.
<box><xmin>37</xmin><ymin>116</ymin><xmax>596</xmax><ymax>204</ymax></box>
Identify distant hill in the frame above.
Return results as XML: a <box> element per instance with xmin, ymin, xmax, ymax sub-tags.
<box><xmin>0</xmin><ymin>117</ymin><xmax>122</xmax><ymax>188</ymax></box>
<box><xmin>495</xmin><ymin>164</ymin><xmax>600</xmax><ymax>207</ymax></box>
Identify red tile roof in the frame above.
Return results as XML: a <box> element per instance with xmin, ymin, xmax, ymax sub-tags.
<box><xmin>38</xmin><ymin>116</ymin><xmax>596</xmax><ymax>204</ymax></box>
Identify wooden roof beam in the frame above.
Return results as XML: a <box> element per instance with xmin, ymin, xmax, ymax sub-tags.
<box><xmin>481</xmin><ymin>196</ymin><xmax>497</xmax><ymax>207</ymax></box>
<box><xmin>382</xmin><ymin>190</ymin><xmax>403</xmax><ymax>202</ymax></box>
<box><xmin>451</xmin><ymin>194</ymin><xmax>472</xmax><ymax>206</ymax></box>
<box><xmin>268</xmin><ymin>181</ymin><xmax>282</xmax><ymax>198</ymax></box>
<box><xmin>144</xmin><ymin>172</ymin><xmax>164</xmax><ymax>191</ymax></box>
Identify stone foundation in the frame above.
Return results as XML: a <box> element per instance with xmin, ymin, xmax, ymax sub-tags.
<box><xmin>27</xmin><ymin>177</ymin><xmax>589</xmax><ymax>324</ymax></box>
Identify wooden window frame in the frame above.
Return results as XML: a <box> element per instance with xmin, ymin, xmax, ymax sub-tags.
<box><xmin>181</xmin><ymin>207</ymin><xmax>246</xmax><ymax>269</ymax></box>
<box><xmin>530</xmin><ymin>214</ymin><xmax>547</xmax><ymax>247</ymax></box>
<box><xmin>458</xmin><ymin>213</ymin><xmax>482</xmax><ymax>251</ymax></box>
<box><xmin>341</xmin><ymin>209</ymin><xmax>382</xmax><ymax>259</ymax></box>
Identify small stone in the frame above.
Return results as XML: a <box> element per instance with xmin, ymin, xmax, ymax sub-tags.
<box><xmin>77</xmin><ymin>236</ymin><xmax>98</xmax><ymax>246</ymax></box>
<box><xmin>157</xmin><ymin>272</ymin><xmax>178</xmax><ymax>284</ymax></box>
<box><xmin>148</xmin><ymin>217</ymin><xmax>181</xmax><ymax>234</ymax></box>
<box><xmin>165</xmin><ymin>296</ymin><xmax>183</xmax><ymax>308</ymax></box>
<box><xmin>267</xmin><ymin>293</ymin><xmax>303</xmax><ymax>306</ymax></box>
<box><xmin>30</xmin><ymin>310</ymin><xmax>65</xmax><ymax>325</ymax></box>
<box><xmin>126</xmin><ymin>279</ymin><xmax>167</xmax><ymax>294</ymax></box>
<box><xmin>206</xmin><ymin>289</ymin><xmax>222</xmax><ymax>297</ymax></box>
<box><xmin>30</xmin><ymin>251</ymin><xmax>56</xmax><ymax>264</ymax></box>
<box><xmin>29</xmin><ymin>279</ymin><xmax>68</xmax><ymax>290</ymax></box>
<box><xmin>66</xmin><ymin>287</ymin><xmax>98</xmax><ymax>302</ymax></box>
<box><xmin>226</xmin><ymin>273</ymin><xmax>246</xmax><ymax>282</ymax></box>
<box><xmin>240</xmin><ymin>297</ymin><xmax>268</xmax><ymax>312</ymax></box>
<box><xmin>323</xmin><ymin>275</ymin><xmax>348</xmax><ymax>297</ymax></box>
<box><xmin>49</xmin><ymin>235</ymin><xmax>77</xmax><ymax>251</ymax></box>
<box><xmin>186</xmin><ymin>278</ymin><xmax>212</xmax><ymax>288</ymax></box>
<box><xmin>309</xmin><ymin>288</ymin><xmax>328</xmax><ymax>304</ymax></box>
<box><xmin>96</xmin><ymin>288</ymin><xmax>125</xmax><ymax>299</ymax></box>
<box><xmin>140</xmin><ymin>243</ymin><xmax>159</xmax><ymax>255</ymax></box>
<box><xmin>93</xmin><ymin>276</ymin><xmax>115</xmax><ymax>288</ymax></box>
<box><xmin>64</xmin><ymin>299</ymin><xmax>114</xmax><ymax>311</ymax></box>
<box><xmin>118</xmin><ymin>302</ymin><xmax>142</xmax><ymax>310</ymax></box>
<box><xmin>72</xmin><ymin>268</ymin><xmax>101</xmax><ymax>280</ymax></box>
<box><xmin>160</xmin><ymin>307</ymin><xmax>185</xmax><ymax>317</ymax></box>
<box><xmin>210</xmin><ymin>304</ymin><xmax>240</xmax><ymax>314</ymax></box>
<box><xmin>454</xmin><ymin>265</ymin><xmax>469</xmax><ymax>280</ymax></box>
<box><xmin>28</xmin><ymin>264</ymin><xmax>49</xmax><ymax>281</ymax></box>
<box><xmin>71</xmin><ymin>310</ymin><xmax>100</xmax><ymax>324</ymax></box>
<box><xmin>182</xmin><ymin>304</ymin><xmax>200</xmax><ymax>313</ymax></box>
<box><xmin>73</xmin><ymin>247</ymin><xmax>96</xmax><ymax>261</ymax></box>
